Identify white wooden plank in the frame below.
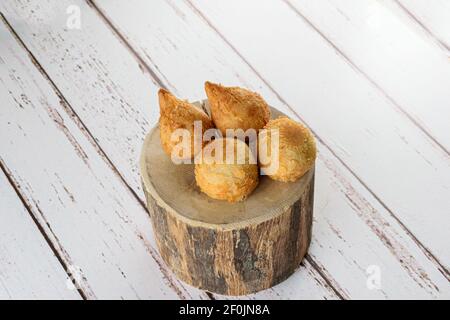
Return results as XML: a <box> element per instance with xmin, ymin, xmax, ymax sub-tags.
<box><xmin>0</xmin><ymin>0</ymin><xmax>157</xmax><ymax>195</ymax></box>
<box><xmin>88</xmin><ymin>0</ymin><xmax>448</xmax><ymax>298</ymax></box>
<box><xmin>286</xmin><ymin>0</ymin><xmax>450</xmax><ymax>152</ymax></box>
<box><xmin>0</xmin><ymin>19</ymin><xmax>204</xmax><ymax>299</ymax></box>
<box><xmin>0</xmin><ymin>171</ymin><xmax>81</xmax><ymax>300</ymax></box>
<box><xmin>186</xmin><ymin>0</ymin><xmax>450</xmax><ymax>268</ymax></box>
<box><xmin>0</xmin><ymin>0</ymin><xmax>338</xmax><ymax>300</ymax></box>
<box><xmin>390</xmin><ymin>0</ymin><xmax>450</xmax><ymax>52</ymax></box>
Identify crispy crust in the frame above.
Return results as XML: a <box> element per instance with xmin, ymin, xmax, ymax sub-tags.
<box><xmin>195</xmin><ymin>138</ymin><xmax>259</xmax><ymax>202</ymax></box>
<box><xmin>259</xmin><ymin>117</ymin><xmax>316</xmax><ymax>182</ymax></box>
<box><xmin>204</xmin><ymin>81</ymin><xmax>270</xmax><ymax>135</ymax></box>
<box><xmin>158</xmin><ymin>89</ymin><xmax>214</xmax><ymax>159</ymax></box>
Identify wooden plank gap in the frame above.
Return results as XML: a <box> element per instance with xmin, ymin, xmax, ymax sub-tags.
<box><xmin>394</xmin><ymin>0</ymin><xmax>450</xmax><ymax>53</ymax></box>
<box><xmin>305</xmin><ymin>255</ymin><xmax>348</xmax><ymax>300</ymax></box>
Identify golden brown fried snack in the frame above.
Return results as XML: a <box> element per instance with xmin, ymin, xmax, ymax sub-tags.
<box><xmin>259</xmin><ymin>117</ymin><xmax>316</xmax><ymax>182</ymax></box>
<box><xmin>204</xmin><ymin>81</ymin><xmax>270</xmax><ymax>136</ymax></box>
<box><xmin>195</xmin><ymin>138</ymin><xmax>259</xmax><ymax>202</ymax></box>
<box><xmin>158</xmin><ymin>89</ymin><xmax>213</xmax><ymax>159</ymax></box>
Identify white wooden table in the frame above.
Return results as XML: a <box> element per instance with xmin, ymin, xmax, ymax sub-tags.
<box><xmin>0</xmin><ymin>0</ymin><xmax>449</xmax><ymax>300</ymax></box>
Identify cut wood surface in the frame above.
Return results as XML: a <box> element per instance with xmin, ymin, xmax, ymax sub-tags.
<box><xmin>0</xmin><ymin>171</ymin><xmax>81</xmax><ymax>300</ymax></box>
<box><xmin>0</xmin><ymin>0</ymin><xmax>448</xmax><ymax>299</ymax></box>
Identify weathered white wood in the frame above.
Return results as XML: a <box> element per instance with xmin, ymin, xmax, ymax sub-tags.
<box><xmin>388</xmin><ymin>0</ymin><xmax>450</xmax><ymax>52</ymax></box>
<box><xmin>186</xmin><ymin>0</ymin><xmax>450</xmax><ymax>268</ymax></box>
<box><xmin>0</xmin><ymin>19</ymin><xmax>205</xmax><ymax>299</ymax></box>
<box><xmin>2</xmin><ymin>0</ymin><xmax>448</xmax><ymax>299</ymax></box>
<box><xmin>0</xmin><ymin>171</ymin><xmax>81</xmax><ymax>300</ymax></box>
<box><xmin>0</xmin><ymin>0</ymin><xmax>338</xmax><ymax>298</ymax></box>
<box><xmin>83</xmin><ymin>0</ymin><xmax>448</xmax><ymax>298</ymax></box>
<box><xmin>286</xmin><ymin>0</ymin><xmax>450</xmax><ymax>151</ymax></box>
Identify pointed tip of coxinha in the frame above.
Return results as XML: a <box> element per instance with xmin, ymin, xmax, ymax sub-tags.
<box><xmin>158</xmin><ymin>88</ymin><xmax>211</xmax><ymax>121</ymax></box>
<box><xmin>159</xmin><ymin>88</ymin><xmax>178</xmax><ymax>101</ymax></box>
<box><xmin>204</xmin><ymin>81</ymin><xmax>228</xmax><ymax>96</ymax></box>
<box><xmin>204</xmin><ymin>81</ymin><xmax>215</xmax><ymax>90</ymax></box>
<box><xmin>158</xmin><ymin>88</ymin><xmax>180</xmax><ymax>113</ymax></box>
<box><xmin>205</xmin><ymin>81</ymin><xmax>256</xmax><ymax>100</ymax></box>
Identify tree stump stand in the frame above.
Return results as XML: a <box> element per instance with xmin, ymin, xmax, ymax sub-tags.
<box><xmin>140</xmin><ymin>102</ymin><xmax>315</xmax><ymax>296</ymax></box>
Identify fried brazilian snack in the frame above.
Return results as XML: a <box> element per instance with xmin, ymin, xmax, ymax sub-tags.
<box><xmin>158</xmin><ymin>89</ymin><xmax>213</xmax><ymax>159</ymax></box>
<box><xmin>259</xmin><ymin>117</ymin><xmax>316</xmax><ymax>182</ymax></box>
<box><xmin>195</xmin><ymin>138</ymin><xmax>259</xmax><ymax>202</ymax></box>
<box><xmin>204</xmin><ymin>81</ymin><xmax>270</xmax><ymax>136</ymax></box>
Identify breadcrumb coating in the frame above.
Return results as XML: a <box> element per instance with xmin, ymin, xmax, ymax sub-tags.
<box><xmin>195</xmin><ymin>138</ymin><xmax>259</xmax><ymax>202</ymax></box>
<box><xmin>259</xmin><ymin>117</ymin><xmax>316</xmax><ymax>182</ymax></box>
<box><xmin>158</xmin><ymin>89</ymin><xmax>213</xmax><ymax>159</ymax></box>
<box><xmin>204</xmin><ymin>81</ymin><xmax>270</xmax><ymax>136</ymax></box>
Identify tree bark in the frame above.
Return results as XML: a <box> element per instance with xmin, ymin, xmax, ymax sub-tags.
<box><xmin>140</xmin><ymin>102</ymin><xmax>315</xmax><ymax>295</ymax></box>
<box><xmin>142</xmin><ymin>173</ymin><xmax>314</xmax><ymax>296</ymax></box>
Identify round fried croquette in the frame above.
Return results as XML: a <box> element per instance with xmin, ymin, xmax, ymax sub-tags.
<box><xmin>258</xmin><ymin>117</ymin><xmax>316</xmax><ymax>182</ymax></box>
<box><xmin>195</xmin><ymin>138</ymin><xmax>259</xmax><ymax>202</ymax></box>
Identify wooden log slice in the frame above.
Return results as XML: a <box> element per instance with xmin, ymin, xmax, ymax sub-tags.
<box><xmin>140</xmin><ymin>101</ymin><xmax>315</xmax><ymax>296</ymax></box>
